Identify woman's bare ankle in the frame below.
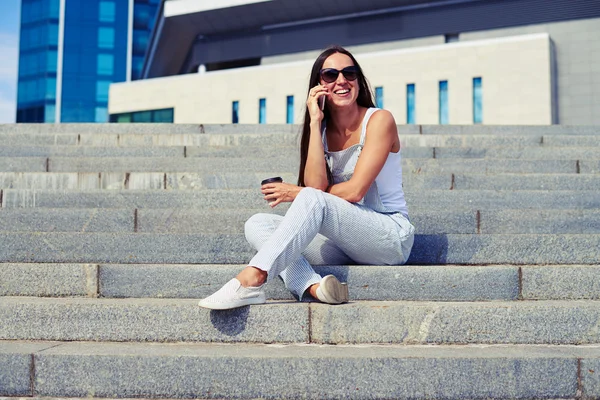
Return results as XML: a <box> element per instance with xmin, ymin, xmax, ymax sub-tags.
<box><xmin>308</xmin><ymin>283</ymin><xmax>320</xmax><ymax>299</ymax></box>
<box><xmin>236</xmin><ymin>266</ymin><xmax>268</xmax><ymax>287</ymax></box>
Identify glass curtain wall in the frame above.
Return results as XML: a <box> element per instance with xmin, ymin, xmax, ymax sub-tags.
<box><xmin>17</xmin><ymin>0</ymin><xmax>60</xmax><ymax>123</ymax></box>
<box><xmin>132</xmin><ymin>0</ymin><xmax>159</xmax><ymax>80</ymax></box>
<box><xmin>60</xmin><ymin>0</ymin><xmax>128</xmax><ymax>122</ymax></box>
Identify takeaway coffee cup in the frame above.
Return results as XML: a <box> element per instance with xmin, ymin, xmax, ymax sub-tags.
<box><xmin>261</xmin><ymin>176</ymin><xmax>283</xmax><ymax>186</ymax></box>
<box><xmin>261</xmin><ymin>177</ymin><xmax>283</xmax><ymax>203</ymax></box>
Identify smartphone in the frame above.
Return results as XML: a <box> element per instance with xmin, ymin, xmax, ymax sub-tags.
<box><xmin>320</xmin><ymin>95</ymin><xmax>326</xmax><ymax>110</ymax></box>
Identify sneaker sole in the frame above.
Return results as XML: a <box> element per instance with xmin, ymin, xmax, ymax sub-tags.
<box><xmin>198</xmin><ymin>294</ymin><xmax>266</xmax><ymax>310</ymax></box>
<box><xmin>319</xmin><ymin>275</ymin><xmax>349</xmax><ymax>304</ymax></box>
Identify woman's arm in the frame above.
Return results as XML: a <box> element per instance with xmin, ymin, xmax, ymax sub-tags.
<box><xmin>302</xmin><ymin>85</ymin><xmax>330</xmax><ymax>190</ymax></box>
<box><xmin>326</xmin><ymin>109</ymin><xmax>398</xmax><ymax>203</ymax></box>
<box><xmin>263</xmin><ymin>110</ymin><xmax>399</xmax><ymax>207</ymax></box>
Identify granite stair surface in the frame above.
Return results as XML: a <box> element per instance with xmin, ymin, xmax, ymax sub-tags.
<box><xmin>1</xmin><ymin>123</ymin><xmax>599</xmax><ymax>399</ymax></box>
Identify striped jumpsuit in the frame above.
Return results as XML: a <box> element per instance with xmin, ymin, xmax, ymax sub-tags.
<box><xmin>245</xmin><ymin>108</ymin><xmax>415</xmax><ymax>299</ymax></box>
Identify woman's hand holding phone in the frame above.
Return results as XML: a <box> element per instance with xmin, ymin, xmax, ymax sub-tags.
<box><xmin>307</xmin><ymin>84</ymin><xmax>328</xmax><ymax>124</ymax></box>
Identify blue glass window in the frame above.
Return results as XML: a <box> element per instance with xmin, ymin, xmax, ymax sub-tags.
<box><xmin>439</xmin><ymin>80</ymin><xmax>448</xmax><ymax>125</ymax></box>
<box><xmin>98</xmin><ymin>27</ymin><xmax>115</xmax><ymax>49</ymax></box>
<box><xmin>97</xmin><ymin>54</ymin><xmax>114</xmax><ymax>75</ymax></box>
<box><xmin>47</xmin><ymin>51</ymin><xmax>57</xmax><ymax>73</ymax></box>
<box><xmin>99</xmin><ymin>1</ymin><xmax>116</xmax><ymax>22</ymax></box>
<box><xmin>45</xmin><ymin>78</ymin><xmax>56</xmax><ymax>100</ymax></box>
<box><xmin>132</xmin><ymin>31</ymin><xmax>149</xmax><ymax>54</ymax></box>
<box><xmin>473</xmin><ymin>77</ymin><xmax>483</xmax><ymax>124</ymax></box>
<box><xmin>49</xmin><ymin>0</ymin><xmax>60</xmax><ymax>19</ymax></box>
<box><xmin>232</xmin><ymin>101</ymin><xmax>239</xmax><ymax>124</ymax></box>
<box><xmin>109</xmin><ymin>108</ymin><xmax>174</xmax><ymax>123</ymax></box>
<box><xmin>48</xmin><ymin>23</ymin><xmax>58</xmax><ymax>46</ymax></box>
<box><xmin>133</xmin><ymin>4</ymin><xmax>151</xmax><ymax>29</ymax></box>
<box><xmin>406</xmin><ymin>84</ymin><xmax>415</xmax><ymax>124</ymax></box>
<box><xmin>286</xmin><ymin>95</ymin><xmax>294</xmax><ymax>124</ymax></box>
<box><xmin>95</xmin><ymin>107</ymin><xmax>108</xmax><ymax>122</ymax></box>
<box><xmin>259</xmin><ymin>98</ymin><xmax>266</xmax><ymax>124</ymax></box>
<box><xmin>96</xmin><ymin>81</ymin><xmax>111</xmax><ymax>102</ymax></box>
<box><xmin>45</xmin><ymin>104</ymin><xmax>56</xmax><ymax>123</ymax></box>
<box><xmin>375</xmin><ymin>86</ymin><xmax>384</xmax><ymax>109</ymax></box>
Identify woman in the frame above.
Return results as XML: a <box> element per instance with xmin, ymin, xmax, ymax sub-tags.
<box><xmin>199</xmin><ymin>45</ymin><xmax>414</xmax><ymax>310</ymax></box>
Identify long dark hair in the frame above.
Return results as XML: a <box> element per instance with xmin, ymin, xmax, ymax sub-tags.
<box><xmin>297</xmin><ymin>45</ymin><xmax>375</xmax><ymax>186</ymax></box>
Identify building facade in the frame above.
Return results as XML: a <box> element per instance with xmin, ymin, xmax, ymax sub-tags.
<box><xmin>17</xmin><ymin>0</ymin><xmax>159</xmax><ymax>123</ymax></box>
<box><xmin>109</xmin><ymin>0</ymin><xmax>600</xmax><ymax>125</ymax></box>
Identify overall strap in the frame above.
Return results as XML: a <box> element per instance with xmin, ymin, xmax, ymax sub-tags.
<box><xmin>359</xmin><ymin>108</ymin><xmax>380</xmax><ymax>146</ymax></box>
<box><xmin>321</xmin><ymin>120</ymin><xmax>329</xmax><ymax>152</ymax></box>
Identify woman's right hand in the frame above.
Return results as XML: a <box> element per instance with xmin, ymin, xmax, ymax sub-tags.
<box><xmin>306</xmin><ymin>84</ymin><xmax>329</xmax><ymax>123</ymax></box>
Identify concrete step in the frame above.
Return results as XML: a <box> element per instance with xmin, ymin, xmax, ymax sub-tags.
<box><xmin>0</xmin><ymin>172</ymin><xmax>300</xmax><ymax>190</ymax></box>
<box><xmin>0</xmin><ymin>232</ymin><xmax>598</xmax><ymax>264</ymax></box>
<box><xmin>40</xmin><ymin>156</ymin><xmax>299</xmax><ymax>173</ymax></box>
<box><xmin>4</xmin><ymin>263</ymin><xmax>600</xmax><ymax>301</ymax></box>
<box><xmin>2</xmin><ymin>123</ymin><xmax>598</xmax><ymax>135</ymax></box>
<box><xmin>1</xmin><ymin>340</ymin><xmax>597</xmax><ymax>399</ymax></box>
<box><xmin>31</xmin><ymin>158</ymin><xmax>591</xmax><ymax>174</ymax></box>
<box><xmin>2</xmin><ymin>189</ymin><xmax>598</xmax><ymax>210</ymax></box>
<box><xmin>4</xmin><ymin>144</ymin><xmax>600</xmax><ymax>161</ymax></box>
<box><xmin>0</xmin><ymin>156</ymin><xmax>592</xmax><ymax>175</ymax></box>
<box><xmin>0</xmin><ymin>146</ymin><xmax>184</xmax><ymax>158</ymax></box>
<box><xmin>1</xmin><ymin>208</ymin><xmax>597</xmax><ymax>234</ymax></box>
<box><xmin>2</xmin><ymin>131</ymin><xmax>598</xmax><ymax>149</ymax></box>
<box><xmin>2</xmin><ymin>171</ymin><xmax>598</xmax><ymax>191</ymax></box>
<box><xmin>1</xmin><ymin>297</ymin><xmax>600</xmax><ymax>344</ymax></box>
<box><xmin>434</xmin><ymin>146</ymin><xmax>600</xmax><ymax>160</ymax></box>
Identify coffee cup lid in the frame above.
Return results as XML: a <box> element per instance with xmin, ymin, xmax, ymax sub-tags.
<box><xmin>261</xmin><ymin>177</ymin><xmax>283</xmax><ymax>185</ymax></box>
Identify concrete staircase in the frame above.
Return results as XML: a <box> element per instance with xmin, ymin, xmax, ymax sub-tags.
<box><xmin>1</xmin><ymin>123</ymin><xmax>599</xmax><ymax>399</ymax></box>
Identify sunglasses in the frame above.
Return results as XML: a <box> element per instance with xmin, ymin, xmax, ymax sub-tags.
<box><xmin>319</xmin><ymin>66</ymin><xmax>359</xmax><ymax>83</ymax></box>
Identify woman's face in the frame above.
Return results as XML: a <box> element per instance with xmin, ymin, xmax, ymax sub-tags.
<box><xmin>320</xmin><ymin>53</ymin><xmax>359</xmax><ymax>109</ymax></box>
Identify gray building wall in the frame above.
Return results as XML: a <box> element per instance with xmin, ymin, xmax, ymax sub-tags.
<box><xmin>263</xmin><ymin>17</ymin><xmax>600</xmax><ymax>125</ymax></box>
<box><xmin>460</xmin><ymin>17</ymin><xmax>600</xmax><ymax>125</ymax></box>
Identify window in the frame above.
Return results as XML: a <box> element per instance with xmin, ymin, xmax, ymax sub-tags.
<box><xmin>96</xmin><ymin>81</ymin><xmax>111</xmax><ymax>102</ymax></box>
<box><xmin>49</xmin><ymin>0</ymin><xmax>60</xmax><ymax>19</ymax></box>
<box><xmin>45</xmin><ymin>78</ymin><xmax>56</xmax><ymax>100</ymax></box>
<box><xmin>232</xmin><ymin>101</ymin><xmax>239</xmax><ymax>124</ymax></box>
<box><xmin>258</xmin><ymin>98</ymin><xmax>266</xmax><ymax>124</ymax></box>
<box><xmin>473</xmin><ymin>77</ymin><xmax>482</xmax><ymax>124</ymax></box>
<box><xmin>97</xmin><ymin>54</ymin><xmax>114</xmax><ymax>75</ymax></box>
<box><xmin>132</xmin><ymin>31</ymin><xmax>149</xmax><ymax>55</ymax></box>
<box><xmin>95</xmin><ymin>107</ymin><xmax>108</xmax><ymax>122</ymax></box>
<box><xmin>45</xmin><ymin>104</ymin><xmax>56</xmax><ymax>123</ymax></box>
<box><xmin>109</xmin><ymin>108</ymin><xmax>174</xmax><ymax>123</ymax></box>
<box><xmin>406</xmin><ymin>84</ymin><xmax>415</xmax><ymax>124</ymax></box>
<box><xmin>47</xmin><ymin>51</ymin><xmax>57</xmax><ymax>73</ymax></box>
<box><xmin>286</xmin><ymin>95</ymin><xmax>294</xmax><ymax>124</ymax></box>
<box><xmin>99</xmin><ymin>1</ymin><xmax>116</xmax><ymax>22</ymax></box>
<box><xmin>445</xmin><ymin>33</ymin><xmax>459</xmax><ymax>43</ymax></box>
<box><xmin>153</xmin><ymin>108</ymin><xmax>174</xmax><ymax>122</ymax></box>
<box><xmin>98</xmin><ymin>27</ymin><xmax>115</xmax><ymax>49</ymax></box>
<box><xmin>375</xmin><ymin>87</ymin><xmax>384</xmax><ymax>109</ymax></box>
<box><xmin>133</xmin><ymin>4</ymin><xmax>152</xmax><ymax>29</ymax></box>
<box><xmin>439</xmin><ymin>80</ymin><xmax>448</xmax><ymax>125</ymax></box>
<box><xmin>48</xmin><ymin>24</ymin><xmax>59</xmax><ymax>46</ymax></box>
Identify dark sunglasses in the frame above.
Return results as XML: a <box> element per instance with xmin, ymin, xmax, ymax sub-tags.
<box><xmin>319</xmin><ymin>66</ymin><xmax>359</xmax><ymax>83</ymax></box>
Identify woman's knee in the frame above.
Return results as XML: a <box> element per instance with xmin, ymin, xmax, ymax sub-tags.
<box><xmin>295</xmin><ymin>187</ymin><xmax>326</xmax><ymax>208</ymax></box>
<box><xmin>244</xmin><ymin>213</ymin><xmax>281</xmax><ymax>246</ymax></box>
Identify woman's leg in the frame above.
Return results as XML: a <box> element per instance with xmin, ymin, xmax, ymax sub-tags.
<box><xmin>247</xmin><ymin>187</ymin><xmax>414</xmax><ymax>279</ymax></box>
<box><xmin>199</xmin><ymin>187</ymin><xmax>414</xmax><ymax>309</ymax></box>
<box><xmin>244</xmin><ymin>212</ymin><xmax>353</xmax><ymax>299</ymax></box>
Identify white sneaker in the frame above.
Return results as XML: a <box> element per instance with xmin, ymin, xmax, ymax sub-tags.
<box><xmin>198</xmin><ymin>278</ymin><xmax>266</xmax><ymax>310</ymax></box>
<box><xmin>315</xmin><ymin>275</ymin><xmax>349</xmax><ymax>304</ymax></box>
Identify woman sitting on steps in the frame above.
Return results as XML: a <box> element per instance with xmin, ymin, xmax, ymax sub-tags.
<box><xmin>199</xmin><ymin>45</ymin><xmax>415</xmax><ymax>310</ymax></box>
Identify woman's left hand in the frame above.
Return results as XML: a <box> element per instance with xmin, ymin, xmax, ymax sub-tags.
<box><xmin>262</xmin><ymin>181</ymin><xmax>302</xmax><ymax>207</ymax></box>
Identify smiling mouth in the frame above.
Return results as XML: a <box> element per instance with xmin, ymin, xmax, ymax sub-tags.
<box><xmin>334</xmin><ymin>89</ymin><xmax>350</xmax><ymax>95</ymax></box>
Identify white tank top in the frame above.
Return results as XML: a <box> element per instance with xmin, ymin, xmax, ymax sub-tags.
<box><xmin>323</xmin><ymin>107</ymin><xmax>409</xmax><ymax>218</ymax></box>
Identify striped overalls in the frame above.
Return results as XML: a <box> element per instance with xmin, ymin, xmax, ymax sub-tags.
<box><xmin>245</xmin><ymin>108</ymin><xmax>415</xmax><ymax>299</ymax></box>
